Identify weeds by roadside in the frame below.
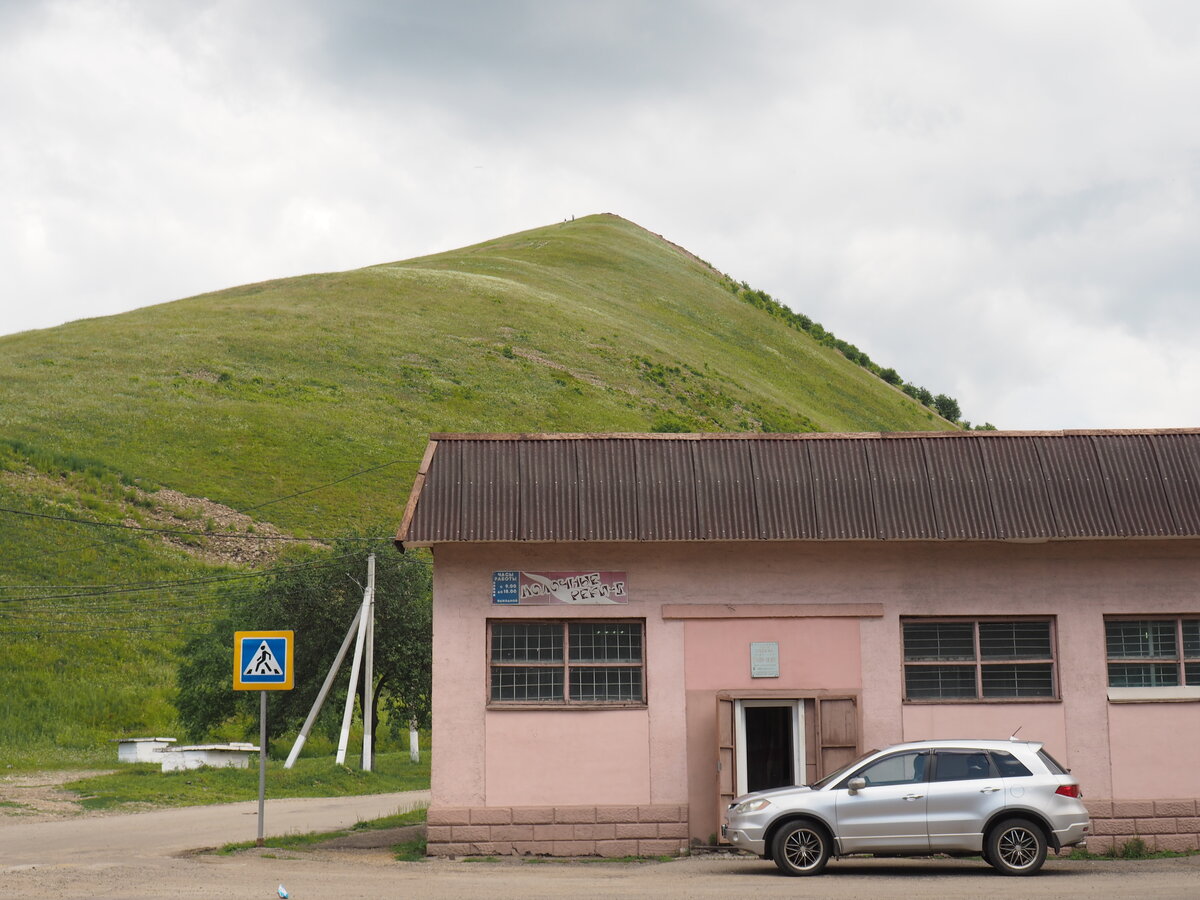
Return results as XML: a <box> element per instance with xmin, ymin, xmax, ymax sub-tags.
<box><xmin>1068</xmin><ymin>837</ymin><xmax>1199</xmax><ymax>861</ymax></box>
<box><xmin>65</xmin><ymin>751</ymin><xmax>428</xmax><ymax>811</ymax></box>
<box><xmin>219</xmin><ymin>807</ymin><xmax>428</xmax><ymax>856</ymax></box>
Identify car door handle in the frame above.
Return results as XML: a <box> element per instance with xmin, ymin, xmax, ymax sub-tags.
<box><xmin>903</xmin><ymin>794</ymin><xmax>924</xmax><ymax>801</ymax></box>
<box><xmin>979</xmin><ymin>787</ymin><xmax>1001</xmax><ymax>794</ymax></box>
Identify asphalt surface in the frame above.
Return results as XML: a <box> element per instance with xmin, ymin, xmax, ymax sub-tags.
<box><xmin>3</xmin><ymin>793</ymin><xmax>1200</xmax><ymax>899</ymax></box>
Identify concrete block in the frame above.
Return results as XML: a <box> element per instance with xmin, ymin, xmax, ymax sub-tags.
<box><xmin>596</xmin><ymin>840</ymin><xmax>640</xmax><ymax>858</ymax></box>
<box><xmin>470</xmin><ymin>807</ymin><xmax>513</xmax><ymax>825</ymax></box>
<box><xmin>450</xmin><ymin>825</ymin><xmax>491</xmax><ymax>842</ymax></box>
<box><xmin>1112</xmin><ymin>800</ymin><xmax>1155</xmax><ymax>818</ymax></box>
<box><xmin>1156</xmin><ymin>833</ymin><xmax>1200</xmax><ymax>852</ymax></box>
<box><xmin>491</xmin><ymin>824</ymin><xmax>534</xmax><ymax>842</ymax></box>
<box><xmin>427</xmin><ymin>842</ymin><xmax>470</xmax><ymax>857</ymax></box>
<box><xmin>1154</xmin><ymin>800</ymin><xmax>1196</xmax><ymax>817</ymax></box>
<box><xmin>658</xmin><ymin>822</ymin><xmax>690</xmax><ymax>839</ymax></box>
<box><xmin>1084</xmin><ymin>799</ymin><xmax>1113</xmax><ymax>818</ymax></box>
<box><xmin>638</xmin><ymin>804</ymin><xmax>683</xmax><ymax>823</ymax></box>
<box><xmin>533</xmin><ymin>823</ymin><xmax>574</xmax><ymax>840</ymax></box>
<box><xmin>555</xmin><ymin>806</ymin><xmax>597</xmax><ymax>824</ymax></box>
<box><xmin>427</xmin><ymin>807</ymin><xmax>472</xmax><ymax>826</ymax></box>
<box><xmin>1134</xmin><ymin>817</ymin><xmax>1176</xmax><ymax>835</ymax></box>
<box><xmin>512</xmin><ymin>806</ymin><xmax>556</xmax><ymax>825</ymax></box>
<box><xmin>1091</xmin><ymin>818</ymin><xmax>1134</xmax><ymax>835</ymax></box>
<box><xmin>615</xmin><ymin>822</ymin><xmax>657</xmax><ymax>839</ymax></box>
<box><xmin>554</xmin><ymin>840</ymin><xmax>594</xmax><ymax>856</ymax></box>
<box><xmin>573</xmin><ymin>824</ymin><xmax>616</xmax><ymax>841</ymax></box>
<box><xmin>596</xmin><ymin>805</ymin><xmax>640</xmax><ymax>824</ymax></box>
<box><xmin>638</xmin><ymin>838</ymin><xmax>685</xmax><ymax>856</ymax></box>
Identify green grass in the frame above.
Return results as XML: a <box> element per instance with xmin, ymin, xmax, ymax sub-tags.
<box><xmin>1067</xmin><ymin>838</ymin><xmax>1200</xmax><ymax>861</ymax></box>
<box><xmin>64</xmin><ymin>749</ymin><xmax>428</xmax><ymax>810</ymax></box>
<box><xmin>0</xmin><ymin>214</ymin><xmax>955</xmax><ymax>763</ymax></box>
<box><xmin>218</xmin><ymin>806</ymin><xmax>428</xmax><ymax>855</ymax></box>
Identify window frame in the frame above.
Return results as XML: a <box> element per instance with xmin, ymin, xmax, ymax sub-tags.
<box><xmin>486</xmin><ymin>618</ymin><xmax>647</xmax><ymax>709</ymax></box>
<box><xmin>1105</xmin><ymin>615</ymin><xmax>1200</xmax><ymax>702</ymax></box>
<box><xmin>900</xmin><ymin>617</ymin><xmax>1059</xmax><ymax>703</ymax></box>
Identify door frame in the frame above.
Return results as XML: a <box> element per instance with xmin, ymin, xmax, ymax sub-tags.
<box><xmin>733</xmin><ymin>699</ymin><xmax>805</xmax><ymax>797</ymax></box>
<box><xmin>717</xmin><ymin>690</ymin><xmax>861</xmax><ymax>843</ymax></box>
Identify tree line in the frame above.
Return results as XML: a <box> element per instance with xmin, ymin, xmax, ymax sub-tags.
<box><xmin>175</xmin><ymin>536</ymin><xmax>431</xmax><ymax>748</ymax></box>
<box><xmin>729</xmin><ymin>279</ymin><xmax>995</xmax><ymax>430</ymax></box>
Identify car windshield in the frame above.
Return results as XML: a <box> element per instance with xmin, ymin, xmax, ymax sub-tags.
<box><xmin>810</xmin><ymin>749</ymin><xmax>879</xmax><ymax>790</ymax></box>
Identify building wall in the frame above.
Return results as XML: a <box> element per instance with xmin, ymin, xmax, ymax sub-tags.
<box><xmin>426</xmin><ymin>538</ymin><xmax>1200</xmax><ymax>855</ymax></box>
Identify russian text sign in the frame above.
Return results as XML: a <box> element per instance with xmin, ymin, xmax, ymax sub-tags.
<box><xmin>234</xmin><ymin>631</ymin><xmax>294</xmax><ymax>690</ymax></box>
<box><xmin>750</xmin><ymin>641</ymin><xmax>780</xmax><ymax>678</ymax></box>
<box><xmin>492</xmin><ymin>571</ymin><xmax>628</xmax><ymax>605</ymax></box>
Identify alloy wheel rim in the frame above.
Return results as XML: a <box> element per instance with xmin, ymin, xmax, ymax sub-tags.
<box><xmin>783</xmin><ymin>829</ymin><xmax>822</xmax><ymax>869</ymax></box>
<box><xmin>998</xmin><ymin>826</ymin><xmax>1038</xmax><ymax>868</ymax></box>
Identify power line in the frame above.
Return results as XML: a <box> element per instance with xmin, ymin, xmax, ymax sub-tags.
<box><xmin>0</xmin><ymin>455</ymin><xmax>421</xmax><ymax>565</ymax></box>
<box><xmin>0</xmin><ymin>506</ymin><xmax>335</xmax><ymax>540</ymax></box>
<box><xmin>0</xmin><ymin>553</ymin><xmax>365</xmax><ymax>601</ymax></box>
<box><xmin>237</xmin><ymin>458</ymin><xmax>413</xmax><ymax>513</ymax></box>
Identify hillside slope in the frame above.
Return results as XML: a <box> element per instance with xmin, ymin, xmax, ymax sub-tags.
<box><xmin>1</xmin><ymin>214</ymin><xmax>948</xmax><ymax>536</ymax></box>
<box><xmin>0</xmin><ymin>214</ymin><xmax>953</xmax><ymax>761</ymax></box>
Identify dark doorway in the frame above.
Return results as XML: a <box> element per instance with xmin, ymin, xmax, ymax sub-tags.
<box><xmin>744</xmin><ymin>705</ymin><xmax>794</xmax><ymax>792</ymax></box>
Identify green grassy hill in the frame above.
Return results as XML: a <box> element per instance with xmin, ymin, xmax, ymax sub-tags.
<box><xmin>0</xmin><ymin>214</ymin><xmax>953</xmax><ymax>765</ymax></box>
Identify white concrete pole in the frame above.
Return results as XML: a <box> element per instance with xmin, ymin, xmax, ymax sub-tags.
<box><xmin>362</xmin><ymin>554</ymin><xmax>376</xmax><ymax>772</ymax></box>
<box><xmin>283</xmin><ymin>604</ymin><xmax>363</xmax><ymax>769</ymax></box>
<box><xmin>335</xmin><ymin>573</ymin><xmax>372</xmax><ymax>766</ymax></box>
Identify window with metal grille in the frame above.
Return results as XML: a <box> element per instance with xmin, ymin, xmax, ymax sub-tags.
<box><xmin>1106</xmin><ymin>618</ymin><xmax>1200</xmax><ymax>688</ymax></box>
<box><xmin>489</xmin><ymin>620</ymin><xmax>644</xmax><ymax>705</ymax></box>
<box><xmin>902</xmin><ymin>619</ymin><xmax>1056</xmax><ymax>701</ymax></box>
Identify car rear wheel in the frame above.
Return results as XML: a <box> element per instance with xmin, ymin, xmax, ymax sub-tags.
<box><xmin>986</xmin><ymin>818</ymin><xmax>1047</xmax><ymax>876</ymax></box>
<box><xmin>771</xmin><ymin>820</ymin><xmax>831</xmax><ymax>876</ymax></box>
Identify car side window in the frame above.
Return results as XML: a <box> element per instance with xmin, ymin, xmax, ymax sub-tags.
<box><xmin>932</xmin><ymin>750</ymin><xmax>996</xmax><ymax>782</ymax></box>
<box><xmin>853</xmin><ymin>751</ymin><xmax>929</xmax><ymax>787</ymax></box>
<box><xmin>990</xmin><ymin>750</ymin><xmax>1033</xmax><ymax>777</ymax></box>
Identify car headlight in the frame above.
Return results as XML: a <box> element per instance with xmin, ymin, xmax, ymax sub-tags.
<box><xmin>733</xmin><ymin>797</ymin><xmax>772</xmax><ymax>814</ymax></box>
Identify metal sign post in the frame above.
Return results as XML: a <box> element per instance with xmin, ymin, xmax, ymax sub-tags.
<box><xmin>234</xmin><ymin>630</ymin><xmax>294</xmax><ymax>846</ymax></box>
<box><xmin>258</xmin><ymin>691</ymin><xmax>267</xmax><ymax>845</ymax></box>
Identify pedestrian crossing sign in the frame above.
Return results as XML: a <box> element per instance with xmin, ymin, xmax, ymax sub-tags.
<box><xmin>234</xmin><ymin>631</ymin><xmax>294</xmax><ymax>690</ymax></box>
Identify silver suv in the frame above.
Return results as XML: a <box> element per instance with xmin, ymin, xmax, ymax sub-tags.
<box><xmin>723</xmin><ymin>739</ymin><xmax>1089</xmax><ymax>876</ymax></box>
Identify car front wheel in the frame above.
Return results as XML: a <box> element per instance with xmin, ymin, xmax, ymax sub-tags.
<box><xmin>986</xmin><ymin>818</ymin><xmax>1047</xmax><ymax>876</ymax></box>
<box><xmin>771</xmin><ymin>820</ymin><xmax>831</xmax><ymax>876</ymax></box>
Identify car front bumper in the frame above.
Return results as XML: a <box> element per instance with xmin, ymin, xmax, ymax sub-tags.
<box><xmin>721</xmin><ymin>819</ymin><xmax>768</xmax><ymax>856</ymax></box>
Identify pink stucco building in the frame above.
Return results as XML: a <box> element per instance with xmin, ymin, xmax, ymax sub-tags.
<box><xmin>396</xmin><ymin>431</ymin><xmax>1200</xmax><ymax>857</ymax></box>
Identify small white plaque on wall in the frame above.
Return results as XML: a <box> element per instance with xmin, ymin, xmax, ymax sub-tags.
<box><xmin>750</xmin><ymin>641</ymin><xmax>780</xmax><ymax>678</ymax></box>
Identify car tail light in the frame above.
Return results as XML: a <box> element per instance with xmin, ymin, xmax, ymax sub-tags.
<box><xmin>1055</xmin><ymin>784</ymin><xmax>1081</xmax><ymax>798</ymax></box>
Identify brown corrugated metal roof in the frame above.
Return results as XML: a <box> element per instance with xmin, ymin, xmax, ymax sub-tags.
<box><xmin>396</xmin><ymin>430</ymin><xmax>1200</xmax><ymax>546</ymax></box>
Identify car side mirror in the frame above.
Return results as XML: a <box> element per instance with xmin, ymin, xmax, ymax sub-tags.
<box><xmin>847</xmin><ymin>777</ymin><xmax>867</xmax><ymax>794</ymax></box>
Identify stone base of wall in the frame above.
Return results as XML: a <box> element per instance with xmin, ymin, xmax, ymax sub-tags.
<box><xmin>425</xmin><ymin>804</ymin><xmax>690</xmax><ymax>857</ymax></box>
<box><xmin>1085</xmin><ymin>799</ymin><xmax>1200</xmax><ymax>853</ymax></box>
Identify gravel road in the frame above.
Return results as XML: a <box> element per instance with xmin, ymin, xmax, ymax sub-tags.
<box><xmin>3</xmin><ymin>787</ymin><xmax>1199</xmax><ymax>899</ymax></box>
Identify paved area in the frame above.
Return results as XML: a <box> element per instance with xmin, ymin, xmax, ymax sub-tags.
<box><xmin>5</xmin><ymin>849</ymin><xmax>1200</xmax><ymax>899</ymax></box>
<box><xmin>0</xmin><ymin>790</ymin><xmax>430</xmax><ymax>865</ymax></box>
<box><xmin>3</xmin><ymin>793</ymin><xmax>1200</xmax><ymax>899</ymax></box>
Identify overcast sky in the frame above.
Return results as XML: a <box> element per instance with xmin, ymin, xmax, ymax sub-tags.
<box><xmin>3</xmin><ymin>1</ymin><xmax>1198</xmax><ymax>430</ymax></box>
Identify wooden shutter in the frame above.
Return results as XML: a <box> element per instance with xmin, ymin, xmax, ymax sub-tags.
<box><xmin>716</xmin><ymin>696</ymin><xmax>735</xmax><ymax>841</ymax></box>
<box><xmin>816</xmin><ymin>697</ymin><xmax>858</xmax><ymax>776</ymax></box>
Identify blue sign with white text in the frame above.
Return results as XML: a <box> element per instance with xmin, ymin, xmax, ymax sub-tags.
<box><xmin>492</xmin><ymin>571</ymin><xmax>520</xmax><ymax>604</ymax></box>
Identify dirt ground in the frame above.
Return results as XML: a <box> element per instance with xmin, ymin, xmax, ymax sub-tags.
<box><xmin>3</xmin><ymin>773</ymin><xmax>1200</xmax><ymax>900</ymax></box>
<box><xmin>0</xmin><ymin>769</ymin><xmax>120</xmax><ymax>822</ymax></box>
